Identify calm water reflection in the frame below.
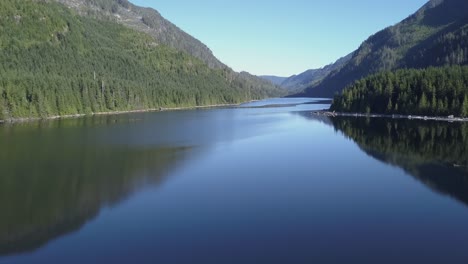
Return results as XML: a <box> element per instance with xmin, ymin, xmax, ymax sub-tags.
<box><xmin>1</xmin><ymin>98</ymin><xmax>468</xmax><ymax>264</ymax></box>
<box><xmin>329</xmin><ymin>117</ymin><xmax>468</xmax><ymax>207</ymax></box>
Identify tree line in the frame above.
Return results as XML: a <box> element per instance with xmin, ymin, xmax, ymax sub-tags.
<box><xmin>0</xmin><ymin>0</ymin><xmax>282</xmax><ymax>120</ymax></box>
<box><xmin>331</xmin><ymin>66</ymin><xmax>468</xmax><ymax>117</ymax></box>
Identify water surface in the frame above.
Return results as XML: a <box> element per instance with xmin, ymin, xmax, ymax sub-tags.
<box><xmin>1</xmin><ymin>98</ymin><xmax>468</xmax><ymax>264</ymax></box>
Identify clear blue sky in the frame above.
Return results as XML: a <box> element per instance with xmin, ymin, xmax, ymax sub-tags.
<box><xmin>131</xmin><ymin>0</ymin><xmax>428</xmax><ymax>77</ymax></box>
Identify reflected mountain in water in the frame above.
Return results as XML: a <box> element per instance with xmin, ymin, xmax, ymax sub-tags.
<box><xmin>0</xmin><ymin>119</ymin><xmax>195</xmax><ymax>256</ymax></box>
<box><xmin>328</xmin><ymin>116</ymin><xmax>468</xmax><ymax>207</ymax></box>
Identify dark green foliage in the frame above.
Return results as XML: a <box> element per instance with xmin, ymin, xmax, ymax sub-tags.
<box><xmin>130</xmin><ymin>4</ymin><xmax>226</xmax><ymax>70</ymax></box>
<box><xmin>70</xmin><ymin>0</ymin><xmax>227</xmax><ymax>69</ymax></box>
<box><xmin>331</xmin><ymin>66</ymin><xmax>468</xmax><ymax>116</ymax></box>
<box><xmin>0</xmin><ymin>0</ymin><xmax>283</xmax><ymax>120</ymax></box>
<box><xmin>302</xmin><ymin>0</ymin><xmax>468</xmax><ymax>97</ymax></box>
<box><xmin>405</xmin><ymin>20</ymin><xmax>468</xmax><ymax>67</ymax></box>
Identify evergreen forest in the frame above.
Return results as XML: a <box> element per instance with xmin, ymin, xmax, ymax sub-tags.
<box><xmin>331</xmin><ymin>66</ymin><xmax>468</xmax><ymax>117</ymax></box>
<box><xmin>0</xmin><ymin>0</ymin><xmax>283</xmax><ymax>120</ymax></box>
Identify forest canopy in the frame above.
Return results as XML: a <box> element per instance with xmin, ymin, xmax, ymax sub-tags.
<box><xmin>331</xmin><ymin>66</ymin><xmax>468</xmax><ymax>117</ymax></box>
<box><xmin>0</xmin><ymin>0</ymin><xmax>283</xmax><ymax>120</ymax></box>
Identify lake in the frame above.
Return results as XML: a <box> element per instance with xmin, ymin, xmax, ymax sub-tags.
<box><xmin>1</xmin><ymin>98</ymin><xmax>468</xmax><ymax>264</ymax></box>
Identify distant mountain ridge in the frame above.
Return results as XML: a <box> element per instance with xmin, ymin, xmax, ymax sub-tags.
<box><xmin>259</xmin><ymin>76</ymin><xmax>288</xmax><ymax>86</ymax></box>
<box><xmin>281</xmin><ymin>54</ymin><xmax>352</xmax><ymax>92</ymax></box>
<box><xmin>298</xmin><ymin>0</ymin><xmax>468</xmax><ymax>97</ymax></box>
<box><xmin>259</xmin><ymin>54</ymin><xmax>352</xmax><ymax>93</ymax></box>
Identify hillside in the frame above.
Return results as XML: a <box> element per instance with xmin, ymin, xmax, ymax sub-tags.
<box><xmin>281</xmin><ymin>54</ymin><xmax>352</xmax><ymax>92</ymax></box>
<box><xmin>0</xmin><ymin>0</ymin><xmax>283</xmax><ymax>120</ymax></box>
<box><xmin>56</xmin><ymin>0</ymin><xmax>225</xmax><ymax>69</ymax></box>
<box><xmin>300</xmin><ymin>0</ymin><xmax>468</xmax><ymax>97</ymax></box>
<box><xmin>331</xmin><ymin>66</ymin><xmax>468</xmax><ymax>116</ymax></box>
<box><xmin>55</xmin><ymin>0</ymin><xmax>281</xmax><ymax>98</ymax></box>
<box><xmin>259</xmin><ymin>75</ymin><xmax>288</xmax><ymax>86</ymax></box>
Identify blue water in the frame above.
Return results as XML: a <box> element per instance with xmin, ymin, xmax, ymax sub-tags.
<box><xmin>1</xmin><ymin>98</ymin><xmax>468</xmax><ymax>264</ymax></box>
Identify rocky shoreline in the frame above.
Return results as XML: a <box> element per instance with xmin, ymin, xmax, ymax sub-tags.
<box><xmin>312</xmin><ymin>110</ymin><xmax>468</xmax><ymax>123</ymax></box>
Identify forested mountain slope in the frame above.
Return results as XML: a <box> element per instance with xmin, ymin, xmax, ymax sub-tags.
<box><xmin>331</xmin><ymin>66</ymin><xmax>468</xmax><ymax>116</ymax></box>
<box><xmin>56</xmin><ymin>0</ymin><xmax>224</xmax><ymax>69</ymax></box>
<box><xmin>0</xmin><ymin>0</ymin><xmax>283</xmax><ymax>120</ymax></box>
<box><xmin>55</xmin><ymin>0</ymin><xmax>281</xmax><ymax>98</ymax></box>
<box><xmin>301</xmin><ymin>0</ymin><xmax>468</xmax><ymax>97</ymax></box>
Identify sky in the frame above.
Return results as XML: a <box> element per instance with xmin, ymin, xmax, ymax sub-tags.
<box><xmin>131</xmin><ymin>0</ymin><xmax>428</xmax><ymax>77</ymax></box>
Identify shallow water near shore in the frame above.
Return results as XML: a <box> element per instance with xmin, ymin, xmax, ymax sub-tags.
<box><xmin>1</xmin><ymin>98</ymin><xmax>468</xmax><ymax>264</ymax></box>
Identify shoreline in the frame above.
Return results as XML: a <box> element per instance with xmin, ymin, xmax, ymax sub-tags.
<box><xmin>0</xmin><ymin>102</ymin><xmax>246</xmax><ymax>124</ymax></box>
<box><xmin>312</xmin><ymin>110</ymin><xmax>468</xmax><ymax>123</ymax></box>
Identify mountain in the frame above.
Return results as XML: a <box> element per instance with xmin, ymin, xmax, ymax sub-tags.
<box><xmin>56</xmin><ymin>0</ymin><xmax>283</xmax><ymax>97</ymax></box>
<box><xmin>57</xmin><ymin>0</ymin><xmax>225</xmax><ymax>69</ymax></box>
<box><xmin>331</xmin><ymin>66</ymin><xmax>468</xmax><ymax>116</ymax></box>
<box><xmin>281</xmin><ymin>54</ymin><xmax>352</xmax><ymax>92</ymax></box>
<box><xmin>259</xmin><ymin>54</ymin><xmax>351</xmax><ymax>93</ymax></box>
<box><xmin>300</xmin><ymin>0</ymin><xmax>468</xmax><ymax>98</ymax></box>
<box><xmin>0</xmin><ymin>0</ymin><xmax>283</xmax><ymax>121</ymax></box>
<box><xmin>259</xmin><ymin>75</ymin><xmax>288</xmax><ymax>86</ymax></box>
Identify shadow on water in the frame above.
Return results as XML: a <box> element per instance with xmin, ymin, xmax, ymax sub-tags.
<box><xmin>6</xmin><ymin>103</ymin><xmax>468</xmax><ymax>261</ymax></box>
<box><xmin>304</xmin><ymin>112</ymin><xmax>468</xmax><ymax>208</ymax></box>
<box><xmin>0</xmin><ymin>101</ymin><xmax>331</xmax><ymax>258</ymax></box>
<box><xmin>0</xmin><ymin>117</ymin><xmax>196</xmax><ymax>256</ymax></box>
